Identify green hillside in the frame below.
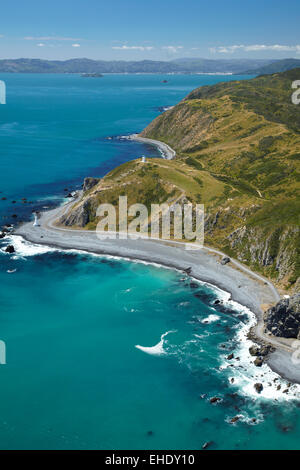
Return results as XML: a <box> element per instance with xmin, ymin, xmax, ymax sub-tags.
<box><xmin>60</xmin><ymin>69</ymin><xmax>300</xmax><ymax>292</ymax></box>
<box><xmin>244</xmin><ymin>59</ymin><xmax>300</xmax><ymax>75</ymax></box>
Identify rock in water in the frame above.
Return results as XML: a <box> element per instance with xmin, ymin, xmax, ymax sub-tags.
<box><xmin>210</xmin><ymin>397</ymin><xmax>221</xmax><ymax>404</ymax></box>
<box><xmin>254</xmin><ymin>383</ymin><xmax>263</xmax><ymax>393</ymax></box>
<box><xmin>254</xmin><ymin>357</ymin><xmax>264</xmax><ymax>367</ymax></box>
<box><xmin>230</xmin><ymin>416</ymin><xmax>240</xmax><ymax>424</ymax></box>
<box><xmin>265</xmin><ymin>293</ymin><xmax>300</xmax><ymax>338</ymax></box>
<box><xmin>5</xmin><ymin>245</ymin><xmax>15</xmax><ymax>253</ymax></box>
<box><xmin>249</xmin><ymin>346</ymin><xmax>261</xmax><ymax>356</ymax></box>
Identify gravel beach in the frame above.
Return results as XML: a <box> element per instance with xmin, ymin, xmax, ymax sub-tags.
<box><xmin>13</xmin><ymin>192</ymin><xmax>300</xmax><ymax>384</ymax></box>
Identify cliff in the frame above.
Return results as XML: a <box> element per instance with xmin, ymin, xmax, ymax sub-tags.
<box><xmin>266</xmin><ymin>294</ymin><xmax>300</xmax><ymax>338</ymax></box>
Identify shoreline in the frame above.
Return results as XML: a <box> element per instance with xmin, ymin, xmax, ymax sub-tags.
<box><xmin>128</xmin><ymin>134</ymin><xmax>176</xmax><ymax>160</ymax></box>
<box><xmin>12</xmin><ymin>195</ymin><xmax>300</xmax><ymax>385</ymax></box>
<box><xmin>10</xmin><ymin>134</ymin><xmax>300</xmax><ymax>385</ymax></box>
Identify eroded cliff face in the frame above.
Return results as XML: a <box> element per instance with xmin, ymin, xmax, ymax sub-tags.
<box><xmin>59</xmin><ymin>199</ymin><xmax>91</xmax><ymax>227</ymax></box>
<box><xmin>226</xmin><ymin>224</ymin><xmax>299</xmax><ymax>288</ymax></box>
<box><xmin>203</xmin><ymin>205</ymin><xmax>300</xmax><ymax>291</ymax></box>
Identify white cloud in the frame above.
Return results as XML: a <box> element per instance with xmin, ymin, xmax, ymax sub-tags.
<box><xmin>24</xmin><ymin>36</ymin><xmax>82</xmax><ymax>41</ymax></box>
<box><xmin>162</xmin><ymin>46</ymin><xmax>183</xmax><ymax>53</ymax></box>
<box><xmin>72</xmin><ymin>43</ymin><xmax>81</xmax><ymax>48</ymax></box>
<box><xmin>210</xmin><ymin>44</ymin><xmax>300</xmax><ymax>54</ymax></box>
<box><xmin>112</xmin><ymin>45</ymin><xmax>154</xmax><ymax>51</ymax></box>
<box><xmin>37</xmin><ymin>43</ymin><xmax>45</xmax><ymax>47</ymax></box>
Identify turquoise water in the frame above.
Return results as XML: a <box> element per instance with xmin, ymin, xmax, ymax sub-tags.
<box><xmin>0</xmin><ymin>74</ymin><xmax>300</xmax><ymax>450</ymax></box>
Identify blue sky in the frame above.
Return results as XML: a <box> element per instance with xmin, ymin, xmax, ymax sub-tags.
<box><xmin>1</xmin><ymin>0</ymin><xmax>300</xmax><ymax>60</ymax></box>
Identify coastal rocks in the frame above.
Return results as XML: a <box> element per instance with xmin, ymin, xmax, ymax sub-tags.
<box><xmin>221</xmin><ymin>256</ymin><xmax>230</xmax><ymax>265</ymax></box>
<box><xmin>210</xmin><ymin>397</ymin><xmax>221</xmax><ymax>404</ymax></box>
<box><xmin>254</xmin><ymin>357</ymin><xmax>264</xmax><ymax>367</ymax></box>
<box><xmin>254</xmin><ymin>383</ymin><xmax>263</xmax><ymax>394</ymax></box>
<box><xmin>5</xmin><ymin>245</ymin><xmax>15</xmax><ymax>254</ymax></box>
<box><xmin>0</xmin><ymin>232</ymin><xmax>5</xmax><ymax>239</ymax></box>
<box><xmin>83</xmin><ymin>177</ymin><xmax>100</xmax><ymax>193</ymax></box>
<box><xmin>230</xmin><ymin>416</ymin><xmax>240</xmax><ymax>424</ymax></box>
<box><xmin>249</xmin><ymin>345</ymin><xmax>274</xmax><ymax>357</ymax></box>
<box><xmin>265</xmin><ymin>293</ymin><xmax>300</xmax><ymax>338</ymax></box>
<box><xmin>227</xmin><ymin>353</ymin><xmax>234</xmax><ymax>360</ymax></box>
<box><xmin>249</xmin><ymin>346</ymin><xmax>261</xmax><ymax>356</ymax></box>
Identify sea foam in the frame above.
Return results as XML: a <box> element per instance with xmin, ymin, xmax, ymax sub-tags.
<box><xmin>135</xmin><ymin>330</ymin><xmax>177</xmax><ymax>356</ymax></box>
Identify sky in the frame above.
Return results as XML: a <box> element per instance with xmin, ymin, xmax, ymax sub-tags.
<box><xmin>0</xmin><ymin>0</ymin><xmax>300</xmax><ymax>61</ymax></box>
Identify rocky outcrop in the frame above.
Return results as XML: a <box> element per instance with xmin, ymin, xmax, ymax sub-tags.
<box><xmin>83</xmin><ymin>177</ymin><xmax>100</xmax><ymax>193</ymax></box>
<box><xmin>266</xmin><ymin>293</ymin><xmax>300</xmax><ymax>338</ymax></box>
<box><xmin>254</xmin><ymin>383</ymin><xmax>263</xmax><ymax>393</ymax></box>
<box><xmin>59</xmin><ymin>199</ymin><xmax>91</xmax><ymax>227</ymax></box>
<box><xmin>5</xmin><ymin>245</ymin><xmax>15</xmax><ymax>253</ymax></box>
<box><xmin>249</xmin><ymin>345</ymin><xmax>274</xmax><ymax>357</ymax></box>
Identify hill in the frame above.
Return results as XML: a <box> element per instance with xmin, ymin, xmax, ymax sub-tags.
<box><xmin>0</xmin><ymin>57</ymin><xmax>272</xmax><ymax>74</ymax></box>
<box><xmin>60</xmin><ymin>69</ymin><xmax>300</xmax><ymax>292</ymax></box>
<box><xmin>244</xmin><ymin>58</ymin><xmax>300</xmax><ymax>75</ymax></box>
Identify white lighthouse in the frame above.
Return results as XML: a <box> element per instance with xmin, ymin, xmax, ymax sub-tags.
<box><xmin>141</xmin><ymin>155</ymin><xmax>146</xmax><ymax>163</ymax></box>
<box><xmin>33</xmin><ymin>212</ymin><xmax>39</xmax><ymax>227</ymax></box>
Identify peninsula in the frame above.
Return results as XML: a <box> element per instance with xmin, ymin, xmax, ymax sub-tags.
<box><xmin>15</xmin><ymin>68</ymin><xmax>300</xmax><ymax>383</ymax></box>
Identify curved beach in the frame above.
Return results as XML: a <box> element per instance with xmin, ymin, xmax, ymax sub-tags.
<box><xmin>129</xmin><ymin>134</ymin><xmax>176</xmax><ymax>159</ymax></box>
<box><xmin>14</xmin><ymin>182</ymin><xmax>300</xmax><ymax>384</ymax></box>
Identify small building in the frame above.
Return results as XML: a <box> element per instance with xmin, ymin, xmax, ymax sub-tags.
<box><xmin>141</xmin><ymin>156</ymin><xmax>146</xmax><ymax>163</ymax></box>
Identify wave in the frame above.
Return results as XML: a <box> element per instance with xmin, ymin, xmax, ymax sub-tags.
<box><xmin>201</xmin><ymin>314</ymin><xmax>220</xmax><ymax>324</ymax></box>
<box><xmin>135</xmin><ymin>330</ymin><xmax>177</xmax><ymax>356</ymax></box>
<box><xmin>5</xmin><ymin>236</ymin><xmax>300</xmax><ymax>402</ymax></box>
<box><xmin>2</xmin><ymin>235</ymin><xmax>56</xmax><ymax>258</ymax></box>
<box><xmin>219</xmin><ymin>301</ymin><xmax>300</xmax><ymax>402</ymax></box>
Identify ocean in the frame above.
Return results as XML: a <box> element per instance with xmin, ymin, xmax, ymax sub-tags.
<box><xmin>0</xmin><ymin>73</ymin><xmax>299</xmax><ymax>450</ymax></box>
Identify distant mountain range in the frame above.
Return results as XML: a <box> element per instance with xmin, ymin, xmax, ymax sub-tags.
<box><xmin>0</xmin><ymin>57</ymin><xmax>279</xmax><ymax>74</ymax></box>
<box><xmin>0</xmin><ymin>57</ymin><xmax>299</xmax><ymax>75</ymax></box>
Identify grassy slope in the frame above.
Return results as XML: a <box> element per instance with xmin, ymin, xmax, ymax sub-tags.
<box><xmin>140</xmin><ymin>69</ymin><xmax>300</xmax><ymax>291</ymax></box>
<box><xmin>62</xmin><ymin>69</ymin><xmax>300</xmax><ymax>292</ymax></box>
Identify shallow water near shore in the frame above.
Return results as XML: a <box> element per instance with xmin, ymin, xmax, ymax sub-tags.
<box><xmin>1</xmin><ymin>73</ymin><xmax>300</xmax><ymax>449</ymax></box>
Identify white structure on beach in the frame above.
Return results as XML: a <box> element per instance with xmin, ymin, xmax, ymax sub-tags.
<box><xmin>33</xmin><ymin>212</ymin><xmax>39</xmax><ymax>227</ymax></box>
<box><xmin>141</xmin><ymin>156</ymin><xmax>146</xmax><ymax>163</ymax></box>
